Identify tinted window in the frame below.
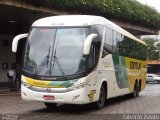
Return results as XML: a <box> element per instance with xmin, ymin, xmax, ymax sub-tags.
<box><xmin>89</xmin><ymin>25</ymin><xmax>103</xmax><ymax>69</ymax></box>
<box><xmin>102</xmin><ymin>27</ymin><xmax>147</xmax><ymax>60</ymax></box>
<box><xmin>117</xmin><ymin>36</ymin><xmax>147</xmax><ymax>60</ymax></box>
<box><xmin>102</xmin><ymin>27</ymin><xmax>113</xmax><ymax>57</ymax></box>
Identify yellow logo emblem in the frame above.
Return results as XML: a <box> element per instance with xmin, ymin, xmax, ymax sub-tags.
<box><xmin>88</xmin><ymin>90</ymin><xmax>96</xmax><ymax>102</ymax></box>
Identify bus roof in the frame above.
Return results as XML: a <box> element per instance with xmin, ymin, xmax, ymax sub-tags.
<box><xmin>32</xmin><ymin>15</ymin><xmax>147</xmax><ymax>46</ymax></box>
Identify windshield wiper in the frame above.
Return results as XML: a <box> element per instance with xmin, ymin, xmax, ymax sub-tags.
<box><xmin>35</xmin><ymin>47</ymin><xmax>51</xmax><ymax>75</ymax></box>
<box><xmin>52</xmin><ymin>49</ymin><xmax>67</xmax><ymax>80</ymax></box>
<box><xmin>46</xmin><ymin>47</ymin><xmax>51</xmax><ymax>67</ymax></box>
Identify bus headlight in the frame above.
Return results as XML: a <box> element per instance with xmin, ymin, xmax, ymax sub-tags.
<box><xmin>21</xmin><ymin>80</ymin><xmax>32</xmax><ymax>88</ymax></box>
<box><xmin>70</xmin><ymin>79</ymin><xmax>89</xmax><ymax>90</ymax></box>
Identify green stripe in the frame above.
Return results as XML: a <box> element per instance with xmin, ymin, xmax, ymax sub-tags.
<box><xmin>112</xmin><ymin>54</ymin><xmax>129</xmax><ymax>89</ymax></box>
<box><xmin>48</xmin><ymin>79</ymin><xmax>78</xmax><ymax>88</ymax></box>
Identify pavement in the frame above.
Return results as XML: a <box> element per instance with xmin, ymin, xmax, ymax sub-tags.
<box><xmin>0</xmin><ymin>87</ymin><xmax>20</xmax><ymax>96</ymax></box>
<box><xmin>1</xmin><ymin>84</ymin><xmax>160</xmax><ymax>120</ymax></box>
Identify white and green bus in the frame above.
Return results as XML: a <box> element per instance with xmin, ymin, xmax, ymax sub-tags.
<box><xmin>12</xmin><ymin>15</ymin><xmax>147</xmax><ymax>109</ymax></box>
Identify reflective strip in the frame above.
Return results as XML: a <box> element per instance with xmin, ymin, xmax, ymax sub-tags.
<box><xmin>23</xmin><ymin>76</ymin><xmax>74</xmax><ymax>88</ymax></box>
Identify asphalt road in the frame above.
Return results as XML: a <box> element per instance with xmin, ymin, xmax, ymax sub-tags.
<box><xmin>0</xmin><ymin>84</ymin><xmax>160</xmax><ymax>120</ymax></box>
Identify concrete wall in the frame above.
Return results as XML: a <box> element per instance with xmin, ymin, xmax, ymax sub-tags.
<box><xmin>0</xmin><ymin>34</ymin><xmax>15</xmax><ymax>83</ymax></box>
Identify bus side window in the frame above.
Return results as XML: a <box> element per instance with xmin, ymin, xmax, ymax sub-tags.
<box><xmin>87</xmin><ymin>25</ymin><xmax>103</xmax><ymax>72</ymax></box>
<box><xmin>112</xmin><ymin>30</ymin><xmax>118</xmax><ymax>54</ymax></box>
<box><xmin>117</xmin><ymin>34</ymin><xmax>127</xmax><ymax>56</ymax></box>
<box><xmin>95</xmin><ymin>41</ymin><xmax>101</xmax><ymax>64</ymax></box>
<box><xmin>102</xmin><ymin>27</ymin><xmax>112</xmax><ymax>58</ymax></box>
<box><xmin>87</xmin><ymin>41</ymin><xmax>100</xmax><ymax>71</ymax></box>
<box><xmin>91</xmin><ymin>25</ymin><xmax>103</xmax><ymax>60</ymax></box>
<box><xmin>87</xmin><ymin>44</ymin><xmax>95</xmax><ymax>70</ymax></box>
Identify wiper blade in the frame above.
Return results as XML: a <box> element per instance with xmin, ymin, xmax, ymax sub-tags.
<box><xmin>52</xmin><ymin>55</ymin><xmax>67</xmax><ymax>80</ymax></box>
<box><xmin>46</xmin><ymin>47</ymin><xmax>51</xmax><ymax>66</ymax></box>
<box><xmin>35</xmin><ymin>47</ymin><xmax>51</xmax><ymax>75</ymax></box>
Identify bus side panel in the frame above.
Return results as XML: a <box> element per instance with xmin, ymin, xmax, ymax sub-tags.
<box><xmin>99</xmin><ymin>54</ymin><xmax>147</xmax><ymax>98</ymax></box>
<box><xmin>112</xmin><ymin>54</ymin><xmax>147</xmax><ymax>93</ymax></box>
<box><xmin>124</xmin><ymin>57</ymin><xmax>147</xmax><ymax>92</ymax></box>
<box><xmin>98</xmin><ymin>54</ymin><xmax>130</xmax><ymax>98</ymax></box>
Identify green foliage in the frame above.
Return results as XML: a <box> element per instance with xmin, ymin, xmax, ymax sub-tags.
<box><xmin>142</xmin><ymin>38</ymin><xmax>159</xmax><ymax>60</ymax></box>
<box><xmin>22</xmin><ymin>0</ymin><xmax>160</xmax><ymax>29</ymax></box>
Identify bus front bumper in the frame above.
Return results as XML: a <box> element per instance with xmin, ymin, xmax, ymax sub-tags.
<box><xmin>21</xmin><ymin>85</ymin><xmax>92</xmax><ymax>104</ymax></box>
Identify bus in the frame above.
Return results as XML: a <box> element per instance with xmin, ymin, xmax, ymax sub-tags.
<box><xmin>12</xmin><ymin>15</ymin><xmax>147</xmax><ymax>109</ymax></box>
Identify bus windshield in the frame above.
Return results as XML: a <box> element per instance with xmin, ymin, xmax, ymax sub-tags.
<box><xmin>23</xmin><ymin>27</ymin><xmax>90</xmax><ymax>77</ymax></box>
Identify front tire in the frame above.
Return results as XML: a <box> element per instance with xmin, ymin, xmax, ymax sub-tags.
<box><xmin>44</xmin><ymin>103</ymin><xmax>57</xmax><ymax>108</ymax></box>
<box><xmin>94</xmin><ymin>85</ymin><xmax>106</xmax><ymax>109</ymax></box>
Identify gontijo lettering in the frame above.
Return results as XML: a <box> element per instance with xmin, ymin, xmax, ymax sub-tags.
<box><xmin>130</xmin><ymin>61</ymin><xmax>141</xmax><ymax>69</ymax></box>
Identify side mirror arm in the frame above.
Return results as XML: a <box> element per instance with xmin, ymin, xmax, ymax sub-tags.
<box><xmin>12</xmin><ymin>33</ymin><xmax>28</xmax><ymax>52</ymax></box>
<box><xmin>83</xmin><ymin>34</ymin><xmax>98</xmax><ymax>55</ymax></box>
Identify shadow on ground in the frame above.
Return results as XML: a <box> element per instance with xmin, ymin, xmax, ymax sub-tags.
<box><xmin>29</xmin><ymin>94</ymin><xmax>134</xmax><ymax>115</ymax></box>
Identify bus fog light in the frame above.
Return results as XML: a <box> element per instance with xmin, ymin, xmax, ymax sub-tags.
<box><xmin>70</xmin><ymin>80</ymin><xmax>89</xmax><ymax>90</ymax></box>
<box><xmin>71</xmin><ymin>83</ymin><xmax>86</xmax><ymax>90</ymax></box>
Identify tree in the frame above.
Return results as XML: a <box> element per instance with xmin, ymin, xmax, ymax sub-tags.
<box><xmin>142</xmin><ymin>38</ymin><xmax>159</xmax><ymax>60</ymax></box>
<box><xmin>23</xmin><ymin>0</ymin><xmax>160</xmax><ymax>29</ymax></box>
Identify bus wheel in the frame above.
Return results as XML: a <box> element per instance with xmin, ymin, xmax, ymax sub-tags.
<box><xmin>94</xmin><ymin>85</ymin><xmax>106</xmax><ymax>109</ymax></box>
<box><xmin>132</xmin><ymin>82</ymin><xmax>139</xmax><ymax>98</ymax></box>
<box><xmin>44</xmin><ymin>103</ymin><xmax>57</xmax><ymax>108</ymax></box>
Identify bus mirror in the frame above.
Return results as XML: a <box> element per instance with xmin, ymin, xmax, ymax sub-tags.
<box><xmin>83</xmin><ymin>34</ymin><xmax>98</xmax><ymax>55</ymax></box>
<box><xmin>12</xmin><ymin>33</ymin><xmax>28</xmax><ymax>52</ymax></box>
